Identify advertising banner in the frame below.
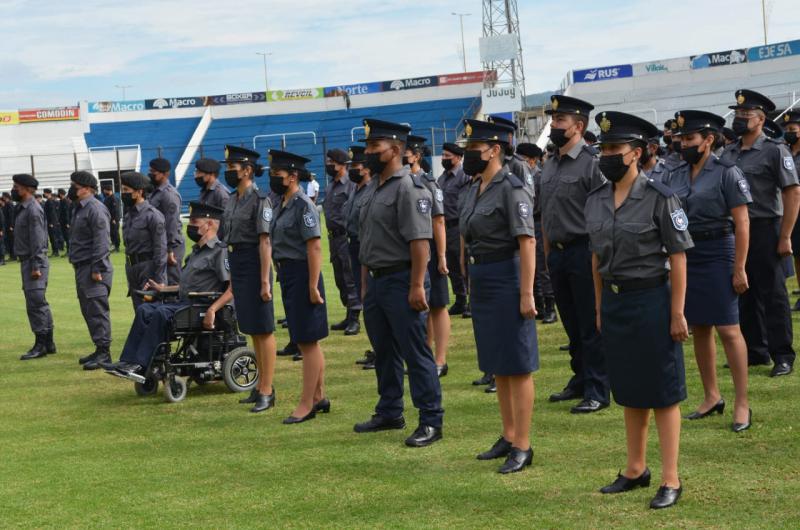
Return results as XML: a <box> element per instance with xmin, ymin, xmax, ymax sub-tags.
<box><xmin>266</xmin><ymin>88</ymin><xmax>323</xmax><ymax>102</ymax></box>
<box><xmin>88</xmin><ymin>100</ymin><xmax>146</xmax><ymax>113</ymax></box>
<box><xmin>690</xmin><ymin>49</ymin><xmax>747</xmax><ymax>69</ymax></box>
<box><xmin>145</xmin><ymin>96</ymin><xmax>205</xmax><ymax>110</ymax></box>
<box><xmin>382</xmin><ymin>75</ymin><xmax>439</xmax><ymax>91</ymax></box>
<box><xmin>632</xmin><ymin>57</ymin><xmax>691</xmax><ymax>76</ymax></box>
<box><xmin>747</xmin><ymin>39</ymin><xmax>800</xmax><ymax>62</ymax></box>
<box><xmin>18</xmin><ymin>106</ymin><xmax>80</xmax><ymax>122</ymax></box>
<box><xmin>0</xmin><ymin>110</ymin><xmax>19</xmax><ymax>125</ymax></box>
<box><xmin>323</xmin><ymin>82</ymin><xmax>383</xmax><ymax>98</ymax></box>
<box><xmin>481</xmin><ymin>86</ymin><xmax>522</xmax><ymax>115</ymax></box>
<box><xmin>572</xmin><ymin>64</ymin><xmax>633</xmax><ymax>83</ymax></box>
<box><xmin>206</xmin><ymin>92</ymin><xmax>267</xmax><ymax>105</ymax></box>
<box><xmin>438</xmin><ymin>71</ymin><xmax>493</xmax><ymax>86</ymax></box>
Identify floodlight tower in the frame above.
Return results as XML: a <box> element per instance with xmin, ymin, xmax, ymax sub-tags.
<box><xmin>481</xmin><ymin>0</ymin><xmax>526</xmax><ymax>99</ymax></box>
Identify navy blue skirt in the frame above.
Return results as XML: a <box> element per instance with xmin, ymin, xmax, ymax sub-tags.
<box><xmin>277</xmin><ymin>259</ymin><xmax>329</xmax><ymax>343</ymax></box>
<box><xmin>685</xmin><ymin>235</ymin><xmax>738</xmax><ymax>326</ymax></box>
<box><xmin>601</xmin><ymin>283</ymin><xmax>686</xmax><ymax>409</ymax></box>
<box><xmin>228</xmin><ymin>246</ymin><xmax>275</xmax><ymax>335</ymax></box>
<box><xmin>469</xmin><ymin>257</ymin><xmax>538</xmax><ymax>376</ymax></box>
<box><xmin>427</xmin><ymin>243</ymin><xmax>450</xmax><ymax>309</ymax></box>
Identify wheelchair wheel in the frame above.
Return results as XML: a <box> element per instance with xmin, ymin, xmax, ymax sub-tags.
<box><xmin>222</xmin><ymin>347</ymin><xmax>259</xmax><ymax>393</ymax></box>
<box><xmin>134</xmin><ymin>377</ymin><xmax>159</xmax><ymax>397</ymax></box>
<box><xmin>164</xmin><ymin>376</ymin><xmax>188</xmax><ymax>403</ymax></box>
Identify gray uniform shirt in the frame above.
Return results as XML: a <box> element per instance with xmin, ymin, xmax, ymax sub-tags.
<box><xmin>414</xmin><ymin>170</ymin><xmax>444</xmax><ymax>217</ymax></box>
<box><xmin>507</xmin><ymin>153</ymin><xmax>536</xmax><ymax>198</ymax></box>
<box><xmin>271</xmin><ymin>190</ymin><xmax>321</xmax><ymax>261</ymax></box>
<box><xmin>345</xmin><ymin>184</ymin><xmax>368</xmax><ymax>240</ymax></box>
<box><xmin>323</xmin><ymin>175</ymin><xmax>355</xmax><ymax>231</ymax></box>
<box><xmin>459</xmin><ymin>166</ymin><xmax>535</xmax><ymax>256</ymax></box>
<box><xmin>358</xmin><ymin>166</ymin><xmax>433</xmax><ymax>269</ymax></box>
<box><xmin>719</xmin><ymin>133</ymin><xmax>799</xmax><ymax>218</ymax></box>
<box><xmin>14</xmin><ymin>197</ymin><xmax>49</xmax><ymax>289</ymax></box>
<box><xmin>149</xmin><ymin>181</ymin><xmax>184</xmax><ymax>252</ymax></box>
<box><xmin>178</xmin><ymin>237</ymin><xmax>230</xmax><ymax>301</ymax></box>
<box><xmin>123</xmin><ymin>200</ymin><xmax>167</xmax><ymax>281</ymax></box>
<box><xmin>221</xmin><ymin>185</ymin><xmax>271</xmax><ymax>245</ymax></box>
<box><xmin>69</xmin><ymin>196</ymin><xmax>111</xmax><ymax>273</ymax></box>
<box><xmin>532</xmin><ymin>164</ymin><xmax>543</xmax><ymax>218</ymax></box>
<box><xmin>663</xmin><ymin>151</ymin><xmax>684</xmax><ymax>172</ymax></box>
<box><xmin>199</xmin><ymin>180</ymin><xmax>230</xmax><ymax>210</ymax></box>
<box><xmin>438</xmin><ymin>164</ymin><xmax>470</xmax><ymax>221</ymax></box>
<box><xmin>645</xmin><ymin>158</ymin><xmax>671</xmax><ymax>182</ymax></box>
<box><xmin>541</xmin><ymin>142</ymin><xmax>606</xmax><ymax>243</ymax></box>
<box><xmin>662</xmin><ymin>155</ymin><xmax>752</xmax><ymax>232</ymax></box>
<box><xmin>585</xmin><ymin>173</ymin><xmax>694</xmax><ymax>281</ymax></box>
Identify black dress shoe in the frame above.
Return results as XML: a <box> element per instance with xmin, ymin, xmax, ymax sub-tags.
<box><xmin>599</xmin><ymin>468</ymin><xmax>651</xmax><ymax>493</ymax></box>
<box><xmin>448</xmin><ymin>299</ymin><xmax>466</xmax><ymax>316</ymax></box>
<box><xmin>461</xmin><ymin>307</ymin><xmax>472</xmax><ymax>319</ymax></box>
<box><xmin>277</xmin><ymin>318</ymin><xmax>287</xmax><ymax>325</ymax></box>
<box><xmin>472</xmin><ymin>373</ymin><xmax>493</xmax><ymax>386</ymax></box>
<box><xmin>732</xmin><ymin>409</ymin><xmax>752</xmax><ymax>433</ymax></box>
<box><xmin>549</xmin><ymin>387</ymin><xmax>581</xmax><ymax>402</ymax></box>
<box><xmin>362</xmin><ymin>359</ymin><xmax>375</xmax><ymax>370</ymax></box>
<box><xmin>330</xmin><ymin>318</ymin><xmax>349</xmax><ymax>331</ymax></box>
<box><xmin>78</xmin><ymin>351</ymin><xmax>98</xmax><ymax>365</ymax></box>
<box><xmin>354</xmin><ymin>414</ymin><xmax>406</xmax><ymax>433</ymax></box>
<box><xmin>277</xmin><ymin>342</ymin><xmax>299</xmax><ymax>356</ymax></box>
<box><xmin>250</xmin><ymin>390</ymin><xmax>276</xmax><ymax>413</ymax></box>
<box><xmin>437</xmin><ymin>364</ymin><xmax>448</xmax><ymax>377</ymax></box>
<box><xmin>770</xmin><ymin>362</ymin><xmax>793</xmax><ymax>377</ymax></box>
<box><xmin>239</xmin><ymin>387</ymin><xmax>258</xmax><ymax>404</ymax></box>
<box><xmin>114</xmin><ymin>362</ymin><xmax>143</xmax><ymax>375</ymax></box>
<box><xmin>314</xmin><ymin>398</ymin><xmax>331</xmax><ymax>413</ymax></box>
<box><xmin>476</xmin><ymin>437</ymin><xmax>512</xmax><ymax>460</ymax></box>
<box><xmin>83</xmin><ymin>352</ymin><xmax>111</xmax><ymax>371</ymax></box>
<box><xmin>570</xmin><ymin>399</ymin><xmax>609</xmax><ymax>414</ymax></box>
<box><xmin>650</xmin><ymin>484</ymin><xmax>682</xmax><ymax>509</ymax></box>
<box><xmin>283</xmin><ymin>410</ymin><xmax>316</xmax><ymax>424</ymax></box>
<box><xmin>559</xmin><ymin>344</ymin><xmax>571</xmax><ymax>351</ymax></box>
<box><xmin>685</xmin><ymin>399</ymin><xmax>725</xmax><ymax>420</ymax></box>
<box><xmin>20</xmin><ymin>336</ymin><xmax>48</xmax><ymax>360</ymax></box>
<box><xmin>292</xmin><ymin>352</ymin><xmax>303</xmax><ymax>362</ymax></box>
<box><xmin>498</xmin><ymin>447</ymin><xmax>532</xmax><ymax>474</ymax></box>
<box><xmin>404</xmin><ymin>425</ymin><xmax>442</xmax><ymax>447</ymax></box>
<box><xmin>344</xmin><ymin>320</ymin><xmax>360</xmax><ymax>335</ymax></box>
<box><xmin>355</xmin><ymin>350</ymin><xmax>375</xmax><ymax>365</ymax></box>
<box><xmin>485</xmin><ymin>378</ymin><xmax>497</xmax><ymax>393</ymax></box>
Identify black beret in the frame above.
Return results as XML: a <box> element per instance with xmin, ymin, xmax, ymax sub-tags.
<box><xmin>673</xmin><ymin>110</ymin><xmax>726</xmax><ymax>135</ymax></box>
<box><xmin>546</xmin><ymin>95</ymin><xmax>594</xmax><ymax>116</ymax></box>
<box><xmin>121</xmin><ymin>171</ymin><xmax>150</xmax><ymax>191</ymax></box>
<box><xmin>442</xmin><ymin>142</ymin><xmax>464</xmax><ymax>156</ymax></box>
<box><xmin>729</xmin><ymin>89</ymin><xmax>776</xmax><ymax>113</ymax></box>
<box><xmin>326</xmin><ymin>148</ymin><xmax>349</xmax><ymax>165</ymax></box>
<box><xmin>149</xmin><ymin>158</ymin><xmax>171</xmax><ymax>173</ymax></box>
<box><xmin>269</xmin><ymin>149</ymin><xmax>310</xmax><ymax>171</ymax></box>
<box><xmin>100</xmin><ymin>181</ymin><xmax>113</xmax><ymax>190</ymax></box>
<box><xmin>516</xmin><ymin>143</ymin><xmax>543</xmax><ymax>159</ymax></box>
<box><xmin>71</xmin><ymin>170</ymin><xmax>98</xmax><ymax>189</ymax></box>
<box><xmin>57</xmin><ymin>188</ymin><xmax>66</xmax><ymax>195</ymax></box>
<box><xmin>13</xmin><ymin>173</ymin><xmax>38</xmax><ymax>189</ymax></box>
<box><xmin>188</xmin><ymin>201</ymin><xmax>224</xmax><ymax>220</ymax></box>
<box><xmin>195</xmin><ymin>158</ymin><xmax>221</xmax><ymax>174</ymax></box>
<box><xmin>361</xmin><ymin>118</ymin><xmax>411</xmax><ymax>143</ymax></box>
<box><xmin>43</xmin><ymin>188</ymin><xmax>53</xmax><ymax>194</ymax></box>
<box><xmin>596</xmin><ymin>111</ymin><xmax>660</xmax><ymax>144</ymax></box>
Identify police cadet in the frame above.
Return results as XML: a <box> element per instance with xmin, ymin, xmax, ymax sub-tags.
<box><xmin>353</xmin><ymin>118</ymin><xmax>444</xmax><ymax>447</ymax></box>
<box><xmin>662</xmin><ymin>119</ymin><xmax>683</xmax><ymax>172</ymax></box>
<box><xmin>438</xmin><ymin>142</ymin><xmax>471</xmax><ymax>318</ymax></box>
<box><xmin>783</xmin><ymin>111</ymin><xmax>800</xmax><ymax>311</ymax></box>
<box><xmin>516</xmin><ymin>142</ymin><xmax>558</xmax><ymax>324</ymax></box>
<box><xmin>69</xmin><ymin>171</ymin><xmax>114</xmax><ymax>370</ymax></box>
<box><xmin>12</xmin><ymin>174</ymin><xmax>57</xmax><ymax>360</ymax></box>
<box><xmin>195</xmin><ymin>158</ymin><xmax>229</xmax><ymax>210</ymax></box>
<box><xmin>101</xmin><ymin>181</ymin><xmax>121</xmax><ymax>252</ymax></box>
<box><xmin>323</xmin><ymin>148</ymin><xmax>361</xmax><ymax>335</ymax></box>
<box><xmin>148</xmin><ymin>158</ymin><xmax>185</xmax><ymax>286</ymax></box>
<box><xmin>720</xmin><ymin>90</ymin><xmax>800</xmax><ymax>377</ymax></box>
<box><xmin>460</xmin><ymin>119</ymin><xmax>538</xmax><ymax>473</ymax></box>
<box><xmin>540</xmin><ymin>95</ymin><xmax>610</xmax><ymax>413</ymax></box>
<box><xmin>121</xmin><ymin>171</ymin><xmax>167</xmax><ymax>309</ymax></box>
<box><xmin>585</xmin><ymin>111</ymin><xmax>693</xmax><ymax>510</ymax></box>
<box><xmin>268</xmin><ymin>149</ymin><xmax>329</xmax><ymax>424</ymax></box>
<box><xmin>42</xmin><ymin>188</ymin><xmax>63</xmax><ymax>257</ymax></box>
<box><xmin>641</xmin><ymin>132</ymin><xmax>667</xmax><ymax>180</ymax></box>
<box><xmin>220</xmin><ymin>145</ymin><xmax>278</xmax><ymax>413</ymax></box>
<box><xmin>406</xmin><ymin>134</ymin><xmax>450</xmax><ymax>376</ymax></box>
<box><xmin>664</xmin><ymin>110</ymin><xmax>752</xmax><ymax>432</ymax></box>
<box><xmin>3</xmin><ymin>192</ymin><xmax>16</xmax><ymax>260</ymax></box>
<box><xmin>345</xmin><ymin>145</ymin><xmax>377</xmax><ymax>369</ymax></box>
<box><xmin>57</xmin><ymin>188</ymin><xmax>71</xmax><ymax>253</ymax></box>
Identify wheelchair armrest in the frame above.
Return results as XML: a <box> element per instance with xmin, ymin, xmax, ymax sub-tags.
<box><xmin>134</xmin><ymin>289</ymin><xmax>179</xmax><ymax>303</ymax></box>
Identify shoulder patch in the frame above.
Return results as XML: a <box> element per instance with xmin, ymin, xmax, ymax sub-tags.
<box><xmin>410</xmin><ymin>173</ymin><xmax>425</xmax><ymax>189</ymax></box>
<box><xmin>784</xmin><ymin>156</ymin><xmax>795</xmax><ymax>171</ymax></box>
<box><xmin>417</xmin><ymin>198</ymin><xmax>432</xmax><ymax>214</ymax></box>
<box><xmin>262</xmin><ymin>206</ymin><xmax>273</xmax><ymax>223</ymax></box>
<box><xmin>434</xmin><ymin>188</ymin><xmax>444</xmax><ymax>202</ymax></box>
<box><xmin>303</xmin><ymin>211</ymin><xmax>317</xmax><ymax>228</ymax></box>
<box><xmin>224</xmin><ymin>258</ymin><xmax>230</xmax><ymax>271</ymax></box>
<box><xmin>670</xmin><ymin>208</ymin><xmax>689</xmax><ymax>231</ymax></box>
<box><xmin>737</xmin><ymin>178</ymin><xmax>750</xmax><ymax>195</ymax></box>
<box><xmin>647</xmin><ymin>178</ymin><xmax>674</xmax><ymax>197</ymax></box>
<box><xmin>505</xmin><ymin>172</ymin><xmax>524</xmax><ymax>189</ymax></box>
<box><xmin>517</xmin><ymin>201</ymin><xmax>531</xmax><ymax>219</ymax></box>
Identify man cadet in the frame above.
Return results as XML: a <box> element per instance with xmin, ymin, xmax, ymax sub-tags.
<box><xmin>195</xmin><ymin>158</ymin><xmax>229</xmax><ymax>210</ymax></box>
<box><xmin>540</xmin><ymin>95</ymin><xmax>610</xmax><ymax>413</ymax></box>
<box><xmin>101</xmin><ymin>181</ymin><xmax>121</xmax><ymax>252</ymax></box>
<box><xmin>2</xmin><ymin>192</ymin><xmax>16</xmax><ymax>260</ymax></box>
<box><xmin>720</xmin><ymin>90</ymin><xmax>800</xmax><ymax>377</ymax></box>
<box><xmin>57</xmin><ymin>188</ymin><xmax>71</xmax><ymax>252</ymax></box>
<box><xmin>354</xmin><ymin>118</ymin><xmax>444</xmax><ymax>447</ymax></box>
<box><xmin>148</xmin><ymin>157</ymin><xmax>184</xmax><ymax>285</ymax></box>
<box><xmin>42</xmin><ymin>188</ymin><xmax>63</xmax><ymax>256</ymax></box>
<box><xmin>662</xmin><ymin>119</ymin><xmax>684</xmax><ymax>172</ymax></box>
<box><xmin>438</xmin><ymin>142</ymin><xmax>471</xmax><ymax>317</ymax></box>
<box><xmin>12</xmin><ymin>174</ymin><xmax>57</xmax><ymax>360</ymax></box>
<box><xmin>68</xmin><ymin>171</ymin><xmax>114</xmax><ymax>370</ymax></box>
<box><xmin>783</xmin><ymin>110</ymin><xmax>800</xmax><ymax>311</ymax></box>
<box><xmin>323</xmin><ymin>148</ymin><xmax>361</xmax><ymax>335</ymax></box>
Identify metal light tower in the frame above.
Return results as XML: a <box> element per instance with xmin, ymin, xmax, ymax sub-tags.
<box><xmin>481</xmin><ymin>0</ymin><xmax>526</xmax><ymax>97</ymax></box>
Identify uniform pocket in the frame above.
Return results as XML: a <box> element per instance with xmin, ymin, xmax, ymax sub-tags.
<box><xmin>555</xmin><ymin>174</ymin><xmax>581</xmax><ymax>197</ymax></box>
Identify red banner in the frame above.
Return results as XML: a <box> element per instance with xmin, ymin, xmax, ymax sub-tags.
<box><xmin>18</xmin><ymin>106</ymin><xmax>80</xmax><ymax>123</ymax></box>
<box><xmin>438</xmin><ymin>71</ymin><xmax>496</xmax><ymax>86</ymax></box>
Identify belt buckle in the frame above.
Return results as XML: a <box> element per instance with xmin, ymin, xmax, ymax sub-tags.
<box><xmin>228</xmin><ymin>245</ymin><xmax>234</xmax><ymax>253</ymax></box>
<box><xmin>469</xmin><ymin>256</ymin><xmax>475</xmax><ymax>265</ymax></box>
<box><xmin>611</xmin><ymin>284</ymin><xmax>620</xmax><ymax>294</ymax></box>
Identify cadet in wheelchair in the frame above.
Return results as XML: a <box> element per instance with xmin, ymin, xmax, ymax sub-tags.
<box><xmin>103</xmin><ymin>202</ymin><xmax>231</xmax><ymax>378</ymax></box>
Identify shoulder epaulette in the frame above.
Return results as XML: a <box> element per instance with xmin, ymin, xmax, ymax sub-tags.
<box><xmin>410</xmin><ymin>173</ymin><xmax>425</xmax><ymax>188</ymax></box>
<box><xmin>505</xmin><ymin>171</ymin><xmax>523</xmax><ymax>189</ymax></box>
<box><xmin>647</xmin><ymin>178</ymin><xmax>674</xmax><ymax>197</ymax></box>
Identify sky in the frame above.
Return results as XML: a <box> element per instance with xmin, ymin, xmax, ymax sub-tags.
<box><xmin>0</xmin><ymin>0</ymin><xmax>797</xmax><ymax>108</ymax></box>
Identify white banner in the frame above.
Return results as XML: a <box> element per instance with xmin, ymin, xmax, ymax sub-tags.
<box><xmin>481</xmin><ymin>86</ymin><xmax>522</xmax><ymax>115</ymax></box>
<box><xmin>632</xmin><ymin>56</ymin><xmax>691</xmax><ymax>76</ymax></box>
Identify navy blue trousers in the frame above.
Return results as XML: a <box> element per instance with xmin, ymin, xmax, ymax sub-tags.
<box><xmin>120</xmin><ymin>302</ymin><xmax>187</xmax><ymax>368</ymax></box>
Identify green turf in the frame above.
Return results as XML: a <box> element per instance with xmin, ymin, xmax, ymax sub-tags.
<box><xmin>1</xmin><ymin>232</ymin><xmax>799</xmax><ymax>529</ymax></box>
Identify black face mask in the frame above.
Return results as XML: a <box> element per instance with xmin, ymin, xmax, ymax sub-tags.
<box><xmin>68</xmin><ymin>186</ymin><xmax>78</xmax><ymax>201</ymax></box>
<box><xmin>10</xmin><ymin>189</ymin><xmax>21</xmax><ymax>202</ymax></box>
<box><xmin>348</xmin><ymin>169</ymin><xmax>364</xmax><ymax>184</ymax></box>
<box><xmin>194</xmin><ymin>176</ymin><xmax>205</xmax><ymax>189</ymax></box>
<box><xmin>681</xmin><ymin>144</ymin><xmax>704</xmax><ymax>165</ymax></box>
<box><xmin>732</xmin><ymin>117</ymin><xmax>752</xmax><ymax>136</ymax></box>
<box><xmin>598</xmin><ymin>153</ymin><xmax>631</xmax><ymax>183</ymax></box>
<box><xmin>148</xmin><ymin>173</ymin><xmax>159</xmax><ymax>187</ymax></box>
<box><xmin>402</xmin><ymin>156</ymin><xmax>411</xmax><ymax>167</ymax></box>
<box><xmin>672</xmin><ymin>141</ymin><xmax>682</xmax><ymax>154</ymax></box>
<box><xmin>325</xmin><ymin>164</ymin><xmax>337</xmax><ymax>178</ymax></box>
<box><xmin>186</xmin><ymin>225</ymin><xmax>202</xmax><ymax>243</ymax></box>
<box><xmin>364</xmin><ymin>151</ymin><xmax>388</xmax><ymax>176</ymax></box>
<box><xmin>784</xmin><ymin>131</ymin><xmax>799</xmax><ymax>146</ymax></box>
<box><xmin>463</xmin><ymin>149</ymin><xmax>490</xmax><ymax>176</ymax></box>
<box><xmin>224</xmin><ymin>169</ymin><xmax>240</xmax><ymax>189</ymax></box>
<box><xmin>442</xmin><ymin>159</ymin><xmax>455</xmax><ymax>172</ymax></box>
<box><xmin>121</xmin><ymin>192</ymin><xmax>136</xmax><ymax>208</ymax></box>
<box><xmin>549</xmin><ymin>127</ymin><xmax>570</xmax><ymax>148</ymax></box>
<box><xmin>269</xmin><ymin>176</ymin><xmax>288</xmax><ymax>195</ymax></box>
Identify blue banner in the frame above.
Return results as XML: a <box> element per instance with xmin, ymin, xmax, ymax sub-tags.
<box><xmin>748</xmin><ymin>39</ymin><xmax>800</xmax><ymax>62</ymax></box>
<box><xmin>381</xmin><ymin>76</ymin><xmax>439</xmax><ymax>92</ymax></box>
<box><xmin>324</xmin><ymin>82</ymin><xmax>383</xmax><ymax>98</ymax></box>
<box><xmin>691</xmin><ymin>49</ymin><xmax>747</xmax><ymax>69</ymax></box>
<box><xmin>145</xmin><ymin>97</ymin><xmax>205</xmax><ymax>110</ymax></box>
<box><xmin>88</xmin><ymin>100</ymin><xmax>146</xmax><ymax>113</ymax></box>
<box><xmin>572</xmin><ymin>64</ymin><xmax>633</xmax><ymax>83</ymax></box>
<box><xmin>205</xmin><ymin>92</ymin><xmax>267</xmax><ymax>106</ymax></box>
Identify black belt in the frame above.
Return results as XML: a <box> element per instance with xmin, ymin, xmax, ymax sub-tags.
<box><xmin>126</xmin><ymin>252</ymin><xmax>153</xmax><ymax>266</ymax></box>
<box><xmin>274</xmin><ymin>258</ymin><xmax>305</xmax><ymax>270</ymax></box>
<box><xmin>369</xmin><ymin>262</ymin><xmax>411</xmax><ymax>279</ymax></box>
<box><xmin>227</xmin><ymin>243</ymin><xmax>258</xmax><ymax>253</ymax></box>
<box><xmin>328</xmin><ymin>227</ymin><xmax>347</xmax><ymax>237</ymax></box>
<box><xmin>551</xmin><ymin>235</ymin><xmax>589</xmax><ymax>251</ymax></box>
<box><xmin>689</xmin><ymin>227</ymin><xmax>733</xmax><ymax>241</ymax></box>
<box><xmin>469</xmin><ymin>250</ymin><xmax>517</xmax><ymax>265</ymax></box>
<box><xmin>445</xmin><ymin>219</ymin><xmax>460</xmax><ymax>229</ymax></box>
<box><xmin>604</xmin><ymin>275</ymin><xmax>667</xmax><ymax>294</ymax></box>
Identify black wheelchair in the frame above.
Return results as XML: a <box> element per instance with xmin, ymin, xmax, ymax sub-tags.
<box><xmin>127</xmin><ymin>291</ymin><xmax>259</xmax><ymax>403</ymax></box>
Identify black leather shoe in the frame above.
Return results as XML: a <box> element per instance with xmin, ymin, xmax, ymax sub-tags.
<box><xmin>650</xmin><ymin>484</ymin><xmax>682</xmax><ymax>509</ymax></box>
<box><xmin>404</xmin><ymin>425</ymin><xmax>442</xmax><ymax>447</ymax></box>
<box><xmin>250</xmin><ymin>390</ymin><xmax>276</xmax><ymax>413</ymax></box>
<box><xmin>330</xmin><ymin>318</ymin><xmax>349</xmax><ymax>331</ymax></box>
<box><xmin>314</xmin><ymin>398</ymin><xmax>331</xmax><ymax>413</ymax></box>
<box><xmin>119</xmin><ymin>363</ymin><xmax>144</xmax><ymax>376</ymax></box>
<box><xmin>472</xmin><ymin>373</ymin><xmax>493</xmax><ymax>386</ymax></box>
<box><xmin>485</xmin><ymin>378</ymin><xmax>497</xmax><ymax>393</ymax></box>
<box><xmin>498</xmin><ymin>447</ymin><xmax>532</xmax><ymax>473</ymax></box>
<box><xmin>770</xmin><ymin>362</ymin><xmax>793</xmax><ymax>377</ymax></box>
<box><xmin>78</xmin><ymin>351</ymin><xmax>98</xmax><ymax>365</ymax></box>
<box><xmin>362</xmin><ymin>360</ymin><xmax>375</xmax><ymax>370</ymax></box>
<box><xmin>283</xmin><ymin>409</ymin><xmax>316</xmax><ymax>424</ymax></box>
<box><xmin>344</xmin><ymin>320</ymin><xmax>360</xmax><ymax>335</ymax></box>
<box><xmin>549</xmin><ymin>387</ymin><xmax>581</xmax><ymax>402</ymax></box>
<box><xmin>356</xmin><ymin>350</ymin><xmax>375</xmax><ymax>365</ymax></box>
<box><xmin>277</xmin><ymin>342</ymin><xmax>299</xmax><ymax>356</ymax></box>
<box><xmin>600</xmin><ymin>469</ymin><xmax>651</xmax><ymax>493</ymax></box>
<box><xmin>685</xmin><ymin>399</ymin><xmax>725</xmax><ymax>420</ymax></box>
<box><xmin>292</xmin><ymin>352</ymin><xmax>303</xmax><ymax>362</ymax></box>
<box><xmin>559</xmin><ymin>344</ymin><xmax>571</xmax><ymax>351</ymax></box>
<box><xmin>20</xmin><ymin>335</ymin><xmax>48</xmax><ymax>360</ymax></box>
<box><xmin>437</xmin><ymin>364</ymin><xmax>448</xmax><ymax>377</ymax></box>
<box><xmin>277</xmin><ymin>318</ymin><xmax>287</xmax><ymax>325</ymax></box>
<box><xmin>448</xmin><ymin>299</ymin><xmax>466</xmax><ymax>316</ymax></box>
<box><xmin>732</xmin><ymin>409</ymin><xmax>752</xmax><ymax>433</ymax></box>
<box><xmin>461</xmin><ymin>305</ymin><xmax>472</xmax><ymax>319</ymax></box>
<box><xmin>570</xmin><ymin>399</ymin><xmax>609</xmax><ymax>414</ymax></box>
<box><xmin>239</xmin><ymin>387</ymin><xmax>258</xmax><ymax>404</ymax></box>
<box><xmin>476</xmin><ymin>437</ymin><xmax>512</xmax><ymax>460</ymax></box>
<box><xmin>83</xmin><ymin>352</ymin><xmax>111</xmax><ymax>371</ymax></box>
<box><xmin>44</xmin><ymin>330</ymin><xmax>57</xmax><ymax>354</ymax></box>
<box><xmin>354</xmin><ymin>414</ymin><xmax>406</xmax><ymax>433</ymax></box>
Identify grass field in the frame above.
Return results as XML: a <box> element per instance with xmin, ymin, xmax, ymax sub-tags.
<box><xmin>1</xmin><ymin>230</ymin><xmax>799</xmax><ymax>529</ymax></box>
